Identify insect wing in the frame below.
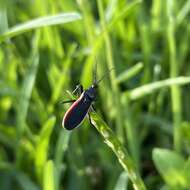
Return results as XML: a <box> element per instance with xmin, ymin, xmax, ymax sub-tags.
<box><xmin>63</xmin><ymin>93</ymin><xmax>91</xmax><ymax>130</ymax></box>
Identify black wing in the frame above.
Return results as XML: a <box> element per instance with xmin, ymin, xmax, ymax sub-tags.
<box><xmin>63</xmin><ymin>93</ymin><xmax>92</xmax><ymax>130</ymax></box>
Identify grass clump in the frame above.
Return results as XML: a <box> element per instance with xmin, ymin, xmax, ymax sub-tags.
<box><xmin>1</xmin><ymin>0</ymin><xmax>190</xmax><ymax>190</ymax></box>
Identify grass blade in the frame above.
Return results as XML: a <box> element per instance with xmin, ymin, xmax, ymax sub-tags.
<box><xmin>167</xmin><ymin>0</ymin><xmax>182</xmax><ymax>152</ymax></box>
<box><xmin>152</xmin><ymin>148</ymin><xmax>187</xmax><ymax>188</ymax></box>
<box><xmin>126</xmin><ymin>77</ymin><xmax>190</xmax><ymax>100</ymax></box>
<box><xmin>15</xmin><ymin>32</ymin><xmax>40</xmax><ymax>168</ymax></box>
<box><xmin>97</xmin><ymin>0</ymin><xmax>123</xmax><ymax>141</ymax></box>
<box><xmin>54</xmin><ymin>130</ymin><xmax>71</xmax><ymax>190</ymax></box>
<box><xmin>177</xmin><ymin>0</ymin><xmax>190</xmax><ymax>24</ymax></box>
<box><xmin>16</xmin><ymin>32</ymin><xmax>40</xmax><ymax>138</ymax></box>
<box><xmin>35</xmin><ymin>116</ymin><xmax>56</xmax><ymax>182</ymax></box>
<box><xmin>114</xmin><ymin>171</ymin><xmax>128</xmax><ymax>190</ymax></box>
<box><xmin>90</xmin><ymin>112</ymin><xmax>147</xmax><ymax>190</ymax></box>
<box><xmin>0</xmin><ymin>1</ymin><xmax>8</xmax><ymax>34</ymax></box>
<box><xmin>0</xmin><ymin>12</ymin><xmax>81</xmax><ymax>42</ymax></box>
<box><xmin>14</xmin><ymin>172</ymin><xmax>40</xmax><ymax>190</ymax></box>
<box><xmin>116</xmin><ymin>62</ymin><xmax>143</xmax><ymax>84</ymax></box>
<box><xmin>43</xmin><ymin>160</ymin><xmax>55</xmax><ymax>190</ymax></box>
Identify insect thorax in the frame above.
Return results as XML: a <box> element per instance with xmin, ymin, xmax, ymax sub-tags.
<box><xmin>84</xmin><ymin>86</ymin><xmax>97</xmax><ymax>101</ymax></box>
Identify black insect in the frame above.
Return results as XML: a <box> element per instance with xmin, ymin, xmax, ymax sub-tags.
<box><xmin>61</xmin><ymin>63</ymin><xmax>112</xmax><ymax>130</ymax></box>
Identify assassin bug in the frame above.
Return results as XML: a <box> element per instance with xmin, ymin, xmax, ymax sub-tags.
<box><xmin>61</xmin><ymin>63</ymin><xmax>113</xmax><ymax>130</ymax></box>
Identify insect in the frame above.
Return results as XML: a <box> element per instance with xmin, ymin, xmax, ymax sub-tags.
<box><xmin>61</xmin><ymin>63</ymin><xmax>113</xmax><ymax>130</ymax></box>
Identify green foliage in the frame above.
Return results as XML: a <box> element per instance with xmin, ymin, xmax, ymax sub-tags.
<box><xmin>1</xmin><ymin>0</ymin><xmax>190</xmax><ymax>190</ymax></box>
<box><xmin>14</xmin><ymin>172</ymin><xmax>40</xmax><ymax>190</ymax></box>
<box><xmin>114</xmin><ymin>171</ymin><xmax>128</xmax><ymax>190</ymax></box>
<box><xmin>35</xmin><ymin>116</ymin><xmax>56</xmax><ymax>182</ymax></box>
<box><xmin>90</xmin><ymin>112</ymin><xmax>146</xmax><ymax>189</ymax></box>
<box><xmin>0</xmin><ymin>13</ymin><xmax>81</xmax><ymax>42</ymax></box>
<box><xmin>43</xmin><ymin>160</ymin><xmax>56</xmax><ymax>190</ymax></box>
<box><xmin>153</xmin><ymin>148</ymin><xmax>190</xmax><ymax>189</ymax></box>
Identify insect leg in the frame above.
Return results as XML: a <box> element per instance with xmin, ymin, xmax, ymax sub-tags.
<box><xmin>91</xmin><ymin>104</ymin><xmax>96</xmax><ymax>112</ymax></box>
<box><xmin>88</xmin><ymin>113</ymin><xmax>95</xmax><ymax>127</ymax></box>
<box><xmin>59</xmin><ymin>99</ymin><xmax>76</xmax><ymax>104</ymax></box>
<box><xmin>72</xmin><ymin>84</ymin><xmax>83</xmax><ymax>96</ymax></box>
<box><xmin>60</xmin><ymin>84</ymin><xmax>83</xmax><ymax>105</ymax></box>
<box><xmin>88</xmin><ymin>104</ymin><xmax>96</xmax><ymax>114</ymax></box>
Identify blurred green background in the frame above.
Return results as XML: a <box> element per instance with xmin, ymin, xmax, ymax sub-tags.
<box><xmin>1</xmin><ymin>0</ymin><xmax>190</xmax><ymax>189</ymax></box>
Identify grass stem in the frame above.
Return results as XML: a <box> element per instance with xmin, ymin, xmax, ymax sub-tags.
<box><xmin>90</xmin><ymin>112</ymin><xmax>147</xmax><ymax>190</ymax></box>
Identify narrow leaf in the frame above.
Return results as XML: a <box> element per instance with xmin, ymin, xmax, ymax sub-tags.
<box><xmin>152</xmin><ymin>148</ymin><xmax>187</xmax><ymax>188</ymax></box>
<box><xmin>16</xmin><ymin>32</ymin><xmax>40</xmax><ymax>137</ymax></box>
<box><xmin>90</xmin><ymin>112</ymin><xmax>146</xmax><ymax>190</ymax></box>
<box><xmin>127</xmin><ymin>77</ymin><xmax>190</xmax><ymax>100</ymax></box>
<box><xmin>0</xmin><ymin>12</ymin><xmax>81</xmax><ymax>42</ymax></box>
<box><xmin>14</xmin><ymin>172</ymin><xmax>40</xmax><ymax>190</ymax></box>
<box><xmin>114</xmin><ymin>171</ymin><xmax>128</xmax><ymax>190</ymax></box>
<box><xmin>35</xmin><ymin>116</ymin><xmax>56</xmax><ymax>182</ymax></box>
<box><xmin>54</xmin><ymin>130</ymin><xmax>71</xmax><ymax>190</ymax></box>
<box><xmin>116</xmin><ymin>62</ymin><xmax>143</xmax><ymax>84</ymax></box>
<box><xmin>43</xmin><ymin>160</ymin><xmax>55</xmax><ymax>190</ymax></box>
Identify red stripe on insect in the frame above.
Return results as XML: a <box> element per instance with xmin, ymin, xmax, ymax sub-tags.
<box><xmin>62</xmin><ymin>92</ymin><xmax>84</xmax><ymax>126</ymax></box>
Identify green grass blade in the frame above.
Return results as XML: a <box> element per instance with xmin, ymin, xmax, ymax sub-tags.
<box><xmin>50</xmin><ymin>44</ymin><xmax>77</xmax><ymax>105</ymax></box>
<box><xmin>97</xmin><ymin>0</ymin><xmax>124</xmax><ymax>141</ymax></box>
<box><xmin>54</xmin><ymin>130</ymin><xmax>71</xmax><ymax>190</ymax></box>
<box><xmin>141</xmin><ymin>113</ymin><xmax>172</xmax><ymax>135</ymax></box>
<box><xmin>167</xmin><ymin>0</ymin><xmax>182</xmax><ymax>152</ymax></box>
<box><xmin>116</xmin><ymin>62</ymin><xmax>143</xmax><ymax>84</ymax></box>
<box><xmin>81</xmin><ymin>0</ymin><xmax>142</xmax><ymax>87</ymax></box>
<box><xmin>55</xmin><ymin>130</ymin><xmax>70</xmax><ymax>166</ymax></box>
<box><xmin>0</xmin><ymin>127</ymin><xmax>16</xmax><ymax>149</ymax></box>
<box><xmin>15</xmin><ymin>32</ymin><xmax>40</xmax><ymax>169</ymax></box>
<box><xmin>77</xmin><ymin>0</ymin><xmax>95</xmax><ymax>44</ymax></box>
<box><xmin>0</xmin><ymin>1</ymin><xmax>8</xmax><ymax>34</ymax></box>
<box><xmin>152</xmin><ymin>148</ymin><xmax>187</xmax><ymax>189</ymax></box>
<box><xmin>14</xmin><ymin>172</ymin><xmax>40</xmax><ymax>190</ymax></box>
<box><xmin>0</xmin><ymin>161</ymin><xmax>14</xmax><ymax>171</ymax></box>
<box><xmin>35</xmin><ymin>116</ymin><xmax>56</xmax><ymax>182</ymax></box>
<box><xmin>43</xmin><ymin>160</ymin><xmax>55</xmax><ymax>190</ymax></box>
<box><xmin>1</xmin><ymin>163</ymin><xmax>39</xmax><ymax>189</ymax></box>
<box><xmin>90</xmin><ymin>112</ymin><xmax>147</xmax><ymax>190</ymax></box>
<box><xmin>16</xmin><ymin>32</ymin><xmax>40</xmax><ymax>138</ymax></box>
<box><xmin>0</xmin><ymin>12</ymin><xmax>81</xmax><ymax>42</ymax></box>
<box><xmin>114</xmin><ymin>171</ymin><xmax>128</xmax><ymax>190</ymax></box>
<box><xmin>177</xmin><ymin>0</ymin><xmax>190</xmax><ymax>24</ymax></box>
<box><xmin>110</xmin><ymin>0</ymin><xmax>142</xmax><ymax>28</ymax></box>
<box><xmin>126</xmin><ymin>77</ymin><xmax>190</xmax><ymax>100</ymax></box>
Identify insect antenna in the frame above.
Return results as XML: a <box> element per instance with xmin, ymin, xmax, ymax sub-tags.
<box><xmin>93</xmin><ymin>58</ymin><xmax>98</xmax><ymax>84</ymax></box>
<box><xmin>95</xmin><ymin>68</ymin><xmax>114</xmax><ymax>86</ymax></box>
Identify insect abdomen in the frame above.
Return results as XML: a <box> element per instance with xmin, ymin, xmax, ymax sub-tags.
<box><xmin>63</xmin><ymin>94</ymin><xmax>92</xmax><ymax>130</ymax></box>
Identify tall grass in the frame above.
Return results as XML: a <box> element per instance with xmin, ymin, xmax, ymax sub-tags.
<box><xmin>1</xmin><ymin>0</ymin><xmax>190</xmax><ymax>190</ymax></box>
